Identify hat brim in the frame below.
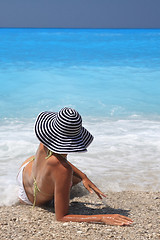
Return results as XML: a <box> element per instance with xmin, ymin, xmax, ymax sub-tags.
<box><xmin>35</xmin><ymin>111</ymin><xmax>93</xmax><ymax>154</ymax></box>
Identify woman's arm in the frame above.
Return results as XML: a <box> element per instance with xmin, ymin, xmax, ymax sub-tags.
<box><xmin>67</xmin><ymin>160</ymin><xmax>86</xmax><ymax>180</ymax></box>
<box><xmin>54</xmin><ymin>166</ymin><xmax>133</xmax><ymax>225</ymax></box>
<box><xmin>58</xmin><ymin>214</ymin><xmax>133</xmax><ymax>226</ymax></box>
<box><xmin>52</xmin><ymin>156</ymin><xmax>133</xmax><ymax>226</ymax></box>
<box><xmin>68</xmin><ymin>160</ymin><xmax>106</xmax><ymax>199</ymax></box>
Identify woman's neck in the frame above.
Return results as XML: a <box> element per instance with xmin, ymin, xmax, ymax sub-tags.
<box><xmin>41</xmin><ymin>144</ymin><xmax>68</xmax><ymax>160</ymax></box>
<box><xmin>60</xmin><ymin>154</ymin><xmax>67</xmax><ymax>159</ymax></box>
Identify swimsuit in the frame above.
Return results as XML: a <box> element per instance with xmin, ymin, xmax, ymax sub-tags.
<box><xmin>17</xmin><ymin>161</ymin><xmax>33</xmax><ymax>205</ymax></box>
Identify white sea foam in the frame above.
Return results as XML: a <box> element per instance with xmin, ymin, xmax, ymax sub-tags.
<box><xmin>70</xmin><ymin>117</ymin><xmax>160</xmax><ymax>192</ymax></box>
<box><xmin>0</xmin><ymin>119</ymin><xmax>38</xmax><ymax>206</ymax></box>
<box><xmin>0</xmin><ymin>117</ymin><xmax>160</xmax><ymax>206</ymax></box>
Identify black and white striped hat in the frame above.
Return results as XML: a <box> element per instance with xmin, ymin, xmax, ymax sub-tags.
<box><xmin>35</xmin><ymin>107</ymin><xmax>94</xmax><ymax>153</ymax></box>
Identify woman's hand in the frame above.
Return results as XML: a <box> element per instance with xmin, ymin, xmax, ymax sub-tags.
<box><xmin>82</xmin><ymin>176</ymin><xmax>106</xmax><ymax>199</ymax></box>
<box><xmin>101</xmin><ymin>214</ymin><xmax>133</xmax><ymax>226</ymax></box>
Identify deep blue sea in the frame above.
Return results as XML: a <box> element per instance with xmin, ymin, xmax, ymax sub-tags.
<box><xmin>0</xmin><ymin>28</ymin><xmax>160</xmax><ymax>205</ymax></box>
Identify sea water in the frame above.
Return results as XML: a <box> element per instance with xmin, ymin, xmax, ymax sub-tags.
<box><xmin>0</xmin><ymin>28</ymin><xmax>160</xmax><ymax>206</ymax></box>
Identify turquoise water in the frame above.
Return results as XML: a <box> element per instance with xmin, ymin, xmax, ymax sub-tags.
<box><xmin>0</xmin><ymin>29</ymin><xmax>160</xmax><ymax>205</ymax></box>
<box><xmin>0</xmin><ymin>28</ymin><xmax>160</xmax><ymax>118</ymax></box>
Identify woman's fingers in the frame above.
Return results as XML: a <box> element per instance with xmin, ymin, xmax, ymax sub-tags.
<box><xmin>83</xmin><ymin>182</ymin><xmax>93</xmax><ymax>194</ymax></box>
<box><xmin>114</xmin><ymin>215</ymin><xmax>133</xmax><ymax>225</ymax></box>
<box><xmin>83</xmin><ymin>178</ymin><xmax>106</xmax><ymax>198</ymax></box>
<box><xmin>102</xmin><ymin>214</ymin><xmax>133</xmax><ymax>226</ymax></box>
<box><xmin>94</xmin><ymin>191</ymin><xmax>103</xmax><ymax>199</ymax></box>
<box><xmin>91</xmin><ymin>184</ymin><xmax>107</xmax><ymax>198</ymax></box>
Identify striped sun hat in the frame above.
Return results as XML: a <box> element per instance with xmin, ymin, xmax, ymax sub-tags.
<box><xmin>35</xmin><ymin>107</ymin><xmax>94</xmax><ymax>154</ymax></box>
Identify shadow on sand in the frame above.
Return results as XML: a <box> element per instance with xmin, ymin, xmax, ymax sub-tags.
<box><xmin>43</xmin><ymin>184</ymin><xmax>131</xmax><ymax>218</ymax></box>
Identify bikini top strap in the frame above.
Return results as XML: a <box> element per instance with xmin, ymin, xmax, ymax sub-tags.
<box><xmin>29</xmin><ymin>156</ymin><xmax>35</xmax><ymax>162</ymax></box>
<box><xmin>45</xmin><ymin>150</ymin><xmax>53</xmax><ymax>159</ymax></box>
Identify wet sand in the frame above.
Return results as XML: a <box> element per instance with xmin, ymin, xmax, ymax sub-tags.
<box><xmin>0</xmin><ymin>186</ymin><xmax>160</xmax><ymax>240</ymax></box>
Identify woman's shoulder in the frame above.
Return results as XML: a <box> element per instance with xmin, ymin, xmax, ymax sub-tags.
<box><xmin>20</xmin><ymin>155</ymin><xmax>35</xmax><ymax>168</ymax></box>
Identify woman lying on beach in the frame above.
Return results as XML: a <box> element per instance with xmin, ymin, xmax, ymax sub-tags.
<box><xmin>17</xmin><ymin>107</ymin><xmax>133</xmax><ymax>226</ymax></box>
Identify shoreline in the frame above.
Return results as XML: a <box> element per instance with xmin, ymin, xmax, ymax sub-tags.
<box><xmin>0</xmin><ymin>188</ymin><xmax>160</xmax><ymax>240</ymax></box>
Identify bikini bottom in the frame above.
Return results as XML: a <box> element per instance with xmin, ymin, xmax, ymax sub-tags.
<box><xmin>17</xmin><ymin>162</ymin><xmax>32</xmax><ymax>205</ymax></box>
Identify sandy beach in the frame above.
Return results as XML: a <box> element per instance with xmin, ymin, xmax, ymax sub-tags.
<box><xmin>0</xmin><ymin>185</ymin><xmax>160</xmax><ymax>240</ymax></box>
